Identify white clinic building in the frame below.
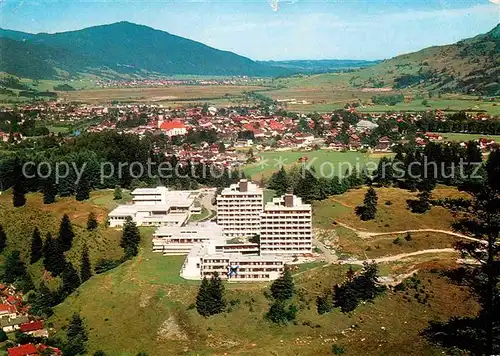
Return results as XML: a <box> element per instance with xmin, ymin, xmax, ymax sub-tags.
<box><xmin>108</xmin><ymin>187</ymin><xmax>201</xmax><ymax>227</ymax></box>
<box><xmin>260</xmin><ymin>193</ymin><xmax>313</xmax><ymax>255</ymax></box>
<box><xmin>181</xmin><ymin>242</ymin><xmax>285</xmax><ymax>282</ymax></box>
<box><xmin>216</xmin><ymin>179</ymin><xmax>263</xmax><ymax>238</ymax></box>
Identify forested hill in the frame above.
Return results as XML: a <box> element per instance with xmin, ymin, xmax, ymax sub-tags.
<box><xmin>258</xmin><ymin>59</ymin><xmax>381</xmax><ymax>74</ymax></box>
<box><xmin>0</xmin><ymin>21</ymin><xmax>290</xmax><ymax>79</ymax></box>
<box><xmin>348</xmin><ymin>24</ymin><xmax>500</xmax><ymax>95</ymax></box>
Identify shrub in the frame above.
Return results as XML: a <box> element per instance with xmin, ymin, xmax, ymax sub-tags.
<box><xmin>332</xmin><ymin>344</ymin><xmax>345</xmax><ymax>355</ymax></box>
<box><xmin>0</xmin><ymin>329</ymin><xmax>7</xmax><ymax>342</ymax></box>
<box><xmin>94</xmin><ymin>259</ymin><xmax>121</xmax><ymax>274</ymax></box>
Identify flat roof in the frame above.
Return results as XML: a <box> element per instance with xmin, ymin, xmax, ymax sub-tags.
<box><xmin>132</xmin><ymin>187</ymin><xmax>164</xmax><ymax>195</ymax></box>
<box><xmin>154</xmin><ymin>222</ymin><xmax>224</xmax><ymax>238</ymax></box>
<box><xmin>108</xmin><ymin>205</ymin><xmax>137</xmax><ymax>216</ymax></box>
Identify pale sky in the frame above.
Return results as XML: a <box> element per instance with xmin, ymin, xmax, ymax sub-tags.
<box><xmin>0</xmin><ymin>0</ymin><xmax>499</xmax><ymax>60</ymax></box>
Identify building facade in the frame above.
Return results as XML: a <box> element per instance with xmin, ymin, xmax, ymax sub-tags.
<box><xmin>216</xmin><ymin>179</ymin><xmax>263</xmax><ymax>237</ymax></box>
<box><xmin>181</xmin><ymin>243</ymin><xmax>284</xmax><ymax>282</ymax></box>
<box><xmin>259</xmin><ymin>193</ymin><xmax>313</xmax><ymax>255</ymax></box>
<box><xmin>108</xmin><ymin>187</ymin><xmax>200</xmax><ymax>227</ymax></box>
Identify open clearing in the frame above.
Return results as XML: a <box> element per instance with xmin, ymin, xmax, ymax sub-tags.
<box><xmin>244</xmin><ymin>150</ymin><xmax>390</xmax><ymax>180</ymax></box>
<box><xmin>313</xmin><ymin>185</ymin><xmax>469</xmax><ymax>232</ymax></box>
<box><xmin>428</xmin><ymin>132</ymin><xmax>500</xmax><ymax>143</ymax></box>
<box><xmin>56</xmin><ymin>85</ymin><xmax>267</xmax><ymax>104</ymax></box>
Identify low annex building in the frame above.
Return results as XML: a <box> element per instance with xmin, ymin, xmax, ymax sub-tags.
<box><xmin>108</xmin><ymin>187</ymin><xmax>201</xmax><ymax>227</ymax></box>
<box><xmin>181</xmin><ymin>243</ymin><xmax>284</xmax><ymax>282</ymax></box>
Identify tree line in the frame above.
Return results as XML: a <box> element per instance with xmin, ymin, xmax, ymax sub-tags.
<box><xmin>0</xmin><ymin>131</ymin><xmax>244</xmax><ymax>207</ymax></box>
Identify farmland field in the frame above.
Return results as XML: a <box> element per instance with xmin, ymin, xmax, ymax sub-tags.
<box><xmin>267</xmin><ymin>74</ymin><xmax>500</xmax><ymax>115</ymax></box>
<box><xmin>56</xmin><ymin>85</ymin><xmax>268</xmax><ymax>104</ymax></box>
<box><xmin>427</xmin><ymin>132</ymin><xmax>500</xmax><ymax>143</ymax></box>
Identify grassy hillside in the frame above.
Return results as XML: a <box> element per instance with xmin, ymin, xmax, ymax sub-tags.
<box><xmin>313</xmin><ymin>185</ymin><xmax>469</xmax><ymax>231</ymax></box>
<box><xmin>50</xmin><ymin>225</ymin><xmax>478</xmax><ymax>355</ymax></box>
<box><xmin>0</xmin><ymin>186</ymin><xmax>481</xmax><ymax>355</ymax></box>
<box><xmin>259</xmin><ymin>59</ymin><xmax>381</xmax><ymax>74</ymax></box>
<box><xmin>285</xmin><ymin>25</ymin><xmax>499</xmax><ymax>96</ymax></box>
<box><xmin>0</xmin><ymin>190</ymin><xmax>129</xmax><ymax>287</ymax></box>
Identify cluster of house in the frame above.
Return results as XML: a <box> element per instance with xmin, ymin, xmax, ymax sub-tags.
<box><xmin>0</xmin><ymin>285</ymin><xmax>61</xmax><ymax>356</ymax></box>
<box><xmin>95</xmin><ymin>77</ymin><xmax>264</xmax><ymax>88</ymax></box>
<box><xmin>7</xmin><ymin>343</ymin><xmax>62</xmax><ymax>356</ymax></box>
<box><xmin>109</xmin><ymin>179</ymin><xmax>313</xmax><ymax>282</ymax></box>
<box><xmin>2</xmin><ymin>103</ymin><xmax>499</xmax><ymax>156</ymax></box>
<box><xmin>416</xmin><ymin>132</ymin><xmax>499</xmax><ymax>150</ymax></box>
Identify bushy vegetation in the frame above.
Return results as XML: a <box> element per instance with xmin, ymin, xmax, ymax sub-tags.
<box><xmin>371</xmin><ymin>93</ymin><xmax>404</xmax><ymax>106</ymax></box>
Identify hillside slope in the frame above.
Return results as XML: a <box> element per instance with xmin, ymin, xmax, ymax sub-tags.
<box><xmin>348</xmin><ymin>24</ymin><xmax>499</xmax><ymax>95</ymax></box>
<box><xmin>0</xmin><ymin>22</ymin><xmax>288</xmax><ymax>79</ymax></box>
<box><xmin>258</xmin><ymin>59</ymin><xmax>381</xmax><ymax>74</ymax></box>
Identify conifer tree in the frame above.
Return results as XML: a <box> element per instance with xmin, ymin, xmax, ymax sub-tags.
<box><xmin>0</xmin><ymin>225</ymin><xmax>6</xmax><ymax>253</ymax></box>
<box><xmin>268</xmin><ymin>167</ymin><xmax>290</xmax><ymax>197</ymax></box>
<box><xmin>60</xmin><ymin>262</ymin><xmax>81</xmax><ymax>298</ymax></box>
<box><xmin>266</xmin><ymin>301</ymin><xmax>297</xmax><ymax>324</ymax></box>
<box><xmin>59</xmin><ymin>214</ymin><xmax>75</xmax><ymax>252</ymax></box>
<box><xmin>43</xmin><ymin>232</ymin><xmax>66</xmax><ymax>277</ymax></box>
<box><xmin>80</xmin><ymin>245</ymin><xmax>92</xmax><ymax>283</ymax></box>
<box><xmin>120</xmin><ymin>217</ymin><xmax>141</xmax><ymax>259</ymax></box>
<box><xmin>12</xmin><ymin>181</ymin><xmax>26</xmax><ymax>207</ymax></box>
<box><xmin>2</xmin><ymin>250</ymin><xmax>28</xmax><ymax>284</ymax></box>
<box><xmin>374</xmin><ymin>157</ymin><xmax>394</xmax><ymax>187</ymax></box>
<box><xmin>347</xmin><ymin>167</ymin><xmax>363</xmax><ymax>189</ymax></box>
<box><xmin>294</xmin><ymin>167</ymin><xmax>320</xmax><ymax>203</ymax></box>
<box><xmin>355</xmin><ymin>187</ymin><xmax>378</xmax><ymax>221</ymax></box>
<box><xmin>64</xmin><ymin>313</ymin><xmax>88</xmax><ymax>356</ymax></box>
<box><xmin>30</xmin><ymin>227</ymin><xmax>43</xmax><ymax>264</ymax></box>
<box><xmin>270</xmin><ymin>267</ymin><xmax>294</xmax><ymax>301</ymax></box>
<box><xmin>87</xmin><ymin>212</ymin><xmax>98</xmax><ymax>231</ymax></box>
<box><xmin>195</xmin><ymin>277</ymin><xmax>212</xmax><ymax>317</ymax></box>
<box><xmin>195</xmin><ymin>273</ymin><xmax>226</xmax><ymax>317</ymax></box>
<box><xmin>75</xmin><ymin>176</ymin><xmax>90</xmax><ymax>201</ymax></box>
<box><xmin>316</xmin><ymin>294</ymin><xmax>332</xmax><ymax>314</ymax></box>
<box><xmin>113</xmin><ymin>186</ymin><xmax>122</xmax><ymax>200</ymax></box>
<box><xmin>31</xmin><ymin>282</ymin><xmax>55</xmax><ymax>317</ymax></box>
<box><xmin>208</xmin><ymin>272</ymin><xmax>226</xmax><ymax>315</ymax></box>
<box><xmin>408</xmin><ymin>189</ymin><xmax>432</xmax><ymax>213</ymax></box>
<box><xmin>43</xmin><ymin>179</ymin><xmax>57</xmax><ymax>205</ymax></box>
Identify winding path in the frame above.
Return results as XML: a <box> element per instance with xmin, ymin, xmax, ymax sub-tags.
<box><xmin>333</xmin><ymin>221</ymin><xmax>484</xmax><ymax>244</ymax></box>
<box><xmin>342</xmin><ymin>248</ymin><xmax>457</xmax><ymax>265</ymax></box>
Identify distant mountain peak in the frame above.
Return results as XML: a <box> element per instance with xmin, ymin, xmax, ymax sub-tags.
<box><xmin>0</xmin><ymin>22</ymin><xmax>289</xmax><ymax>79</ymax></box>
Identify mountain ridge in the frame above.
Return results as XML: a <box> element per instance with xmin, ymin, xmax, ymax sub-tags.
<box><xmin>346</xmin><ymin>24</ymin><xmax>500</xmax><ymax>95</ymax></box>
<box><xmin>0</xmin><ymin>21</ymin><xmax>290</xmax><ymax>79</ymax></box>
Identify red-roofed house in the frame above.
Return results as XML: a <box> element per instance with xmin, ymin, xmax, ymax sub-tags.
<box><xmin>20</xmin><ymin>321</ymin><xmax>47</xmax><ymax>337</ymax></box>
<box><xmin>37</xmin><ymin>344</ymin><xmax>62</xmax><ymax>356</ymax></box>
<box><xmin>7</xmin><ymin>344</ymin><xmax>38</xmax><ymax>356</ymax></box>
<box><xmin>158</xmin><ymin>121</ymin><xmax>187</xmax><ymax>137</ymax></box>
<box><xmin>0</xmin><ymin>303</ymin><xmax>17</xmax><ymax>319</ymax></box>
